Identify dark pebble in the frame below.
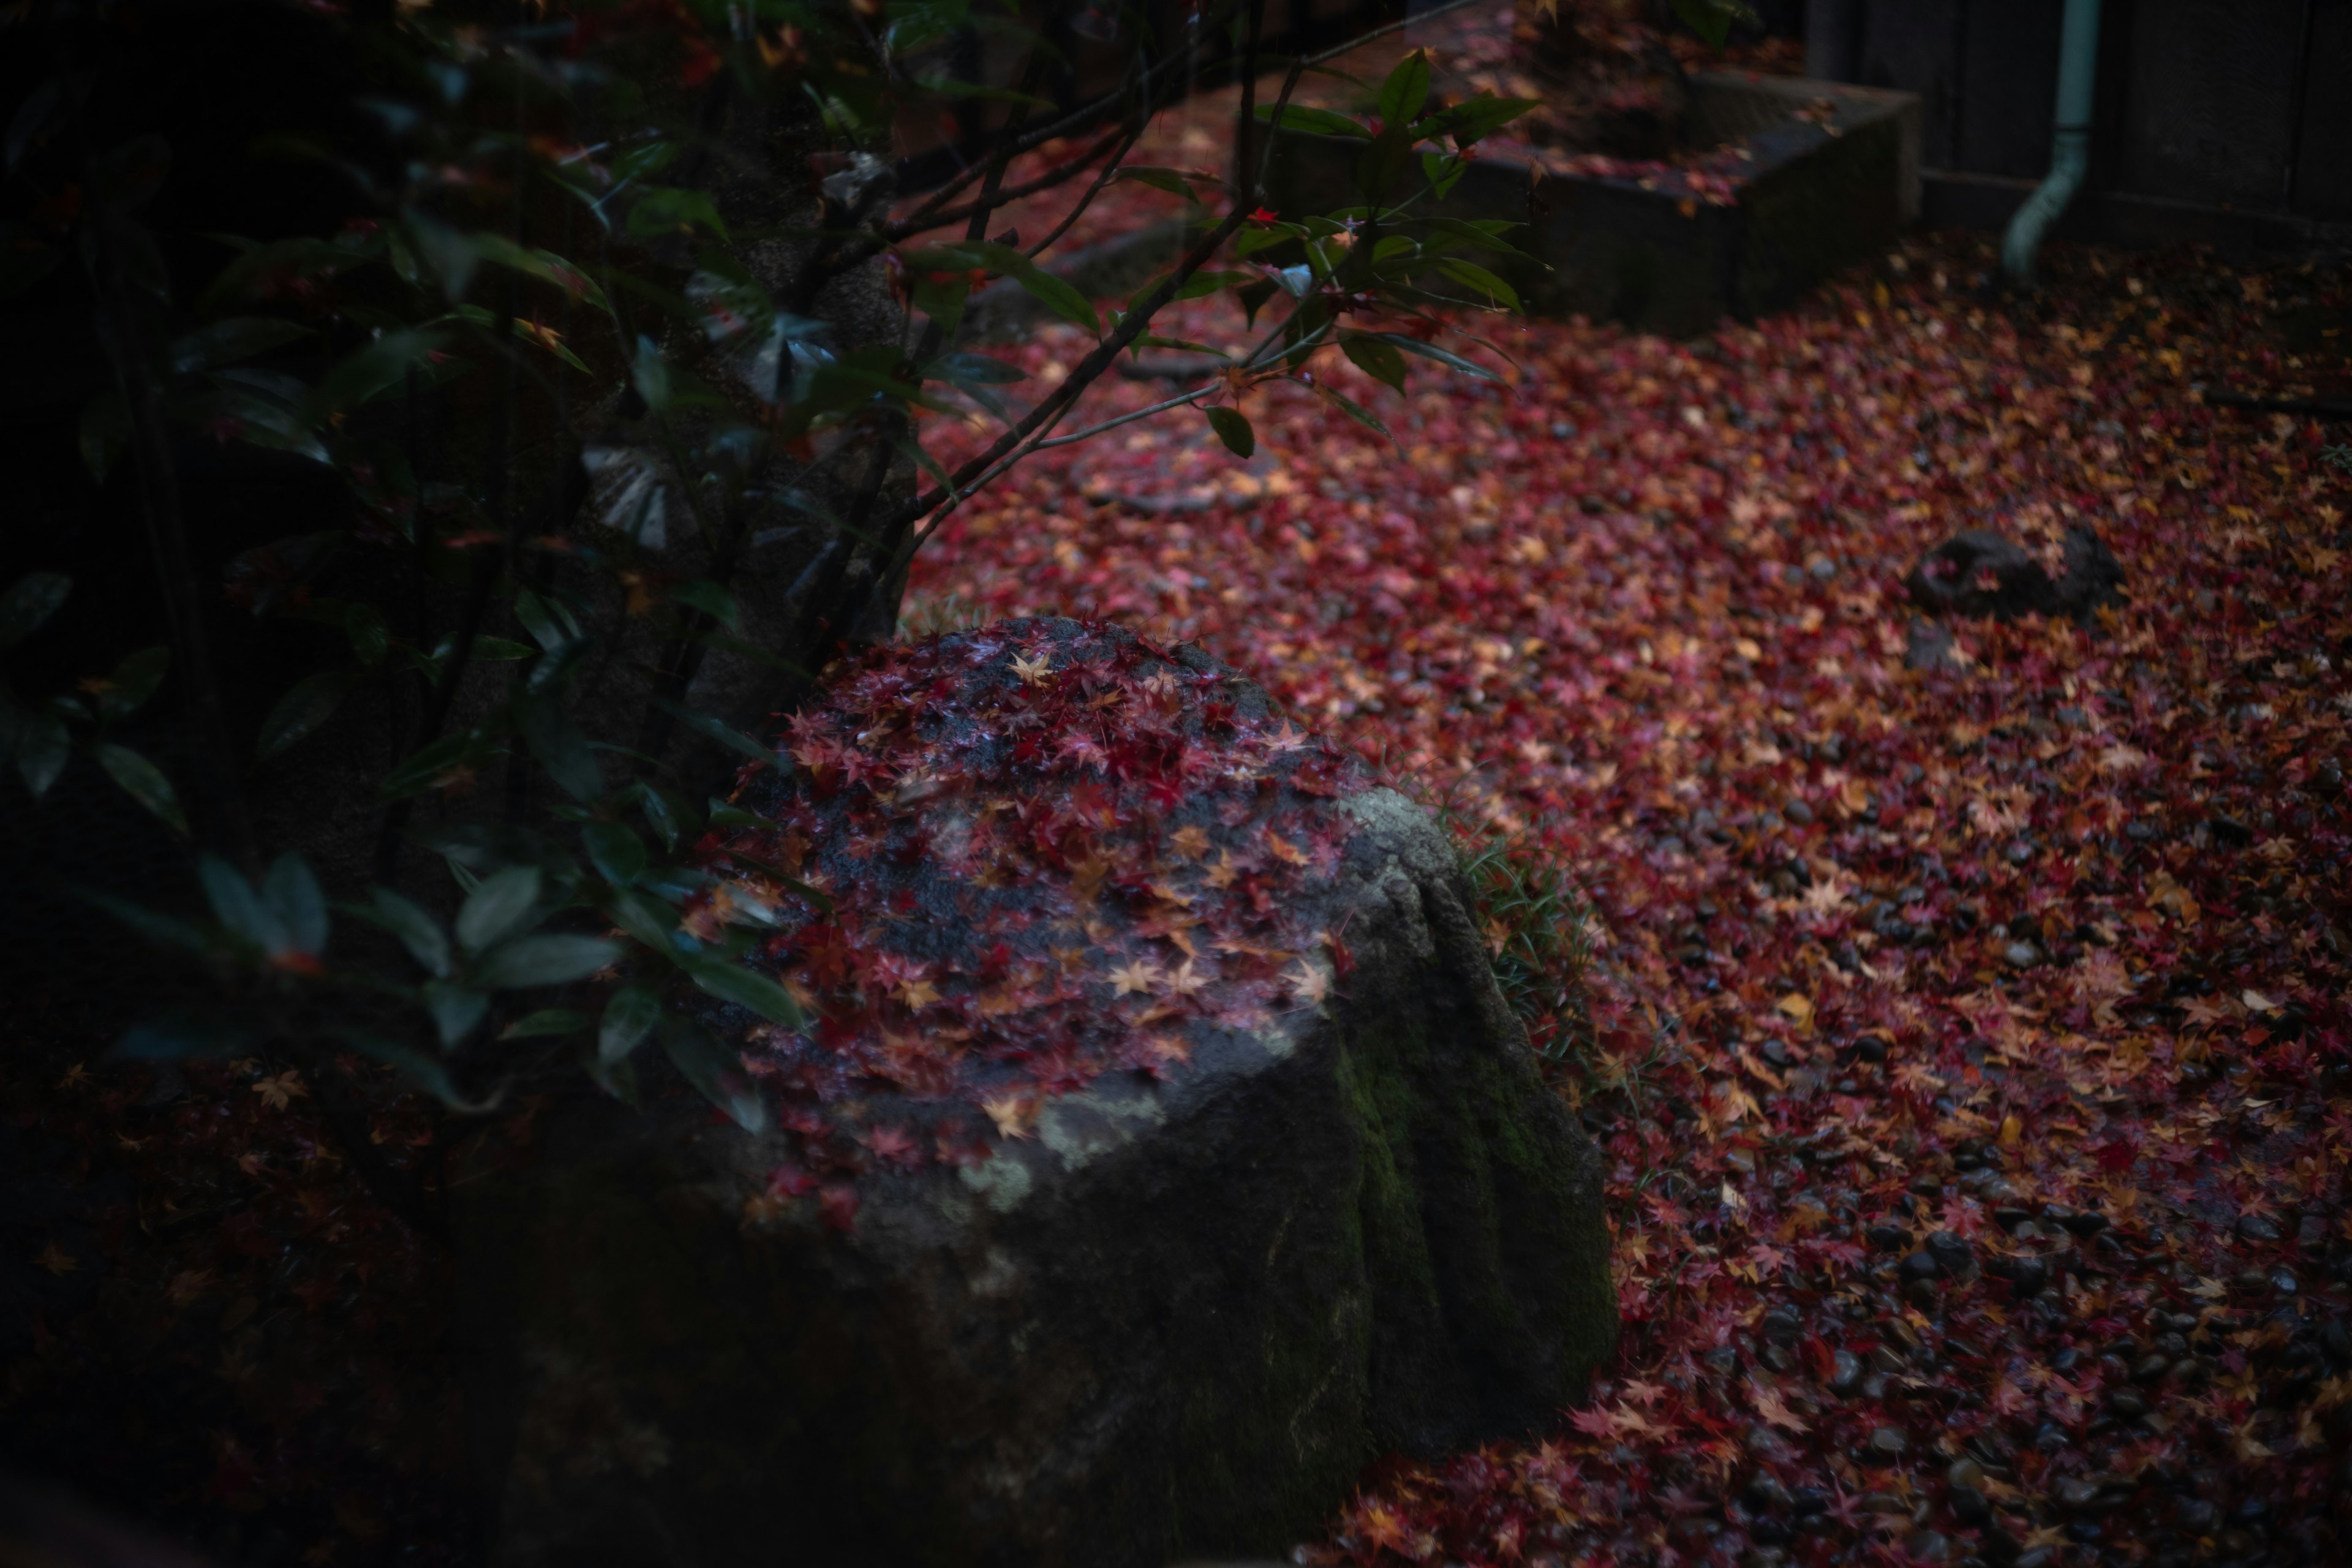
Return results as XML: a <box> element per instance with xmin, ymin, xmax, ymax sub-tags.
<box><xmin>1744</xmin><ymin>1472</ymin><xmax>1793</xmax><ymax>1512</ymax></box>
<box><xmin>1828</xmin><ymin>1349</ymin><xmax>1862</xmax><ymax>1395</ymax></box>
<box><xmin>2237</xmin><ymin>1212</ymin><xmax>2282</xmax><ymax>1244</ymax></box>
<box><xmin>1927</xmin><ymin>1231</ymin><xmax>1975</xmax><ymax>1274</ymax></box>
<box><xmin>1950</xmin><ymin>1485</ymin><xmax>1991</xmax><ymax>1525</ymax></box>
<box><xmin>2056</xmin><ymin>1479</ymin><xmax>2101</xmax><ymax>1513</ymax></box>
<box><xmin>2134</xmin><ymin>1354</ymin><xmax>2171</xmax><ymax>1382</ymax></box>
<box><xmin>1868</xmin><ymin>1222</ymin><xmax>1911</xmax><ymax>1252</ymax></box>
<box><xmin>2009</xmin><ymin>1257</ymin><xmax>2050</xmax><ymax>1298</ymax></box>
<box><xmin>1790</xmin><ymin>1487</ymin><xmax>1829</xmax><ymax>1516</ymax></box>
<box><xmin>1901</xmin><ymin>1250</ymin><xmax>1943</xmax><ymax>1282</ymax></box>
<box><xmin>1853</xmin><ymin>1035</ymin><xmax>1890</xmax><ymax>1063</ymax></box>
<box><xmin>1751</xmin><ymin>1517</ymin><xmax>1793</xmax><ymax>1547</ymax></box>
<box><xmin>1864</xmin><ymin>1427</ymin><xmax>1908</xmax><ymax>1462</ymax></box>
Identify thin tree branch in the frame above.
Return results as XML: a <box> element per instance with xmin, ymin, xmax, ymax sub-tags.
<box><xmin>884</xmin><ymin>124</ymin><xmax>1128</xmax><ymax>243</ymax></box>
<box><xmin>892</xmin><ymin>0</ymin><xmax>1251</xmax><ymax>227</ymax></box>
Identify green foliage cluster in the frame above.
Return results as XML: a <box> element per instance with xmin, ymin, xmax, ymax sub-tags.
<box><xmin>0</xmin><ymin>0</ymin><xmax>1561</xmax><ymax>1180</ymax></box>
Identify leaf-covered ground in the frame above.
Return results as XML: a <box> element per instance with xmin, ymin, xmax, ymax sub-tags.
<box><xmin>905</xmin><ymin>235</ymin><xmax>2352</xmax><ymax>1567</ymax></box>
<box><xmin>9</xmin><ymin>234</ymin><xmax>2352</xmax><ymax>1567</ymax></box>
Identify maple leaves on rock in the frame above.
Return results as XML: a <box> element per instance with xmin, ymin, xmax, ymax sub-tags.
<box><xmin>707</xmin><ymin>619</ymin><xmax>1368</xmax><ymax>1193</ymax></box>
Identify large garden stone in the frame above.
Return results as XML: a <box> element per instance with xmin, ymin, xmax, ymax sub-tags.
<box><xmin>450</xmin><ymin>619</ymin><xmax>1615</xmax><ymax>1568</ymax></box>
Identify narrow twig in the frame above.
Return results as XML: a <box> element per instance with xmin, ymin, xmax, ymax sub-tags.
<box><xmin>884</xmin><ymin>125</ymin><xmax>1127</xmax><ymax>243</ymax></box>
<box><xmin>892</xmin><ymin>0</ymin><xmax>1251</xmax><ymax>226</ymax></box>
<box><xmin>1022</xmin><ymin>113</ymin><xmax>1151</xmax><ymax>262</ymax></box>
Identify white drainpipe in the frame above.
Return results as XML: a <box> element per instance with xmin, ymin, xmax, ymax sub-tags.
<box><xmin>2002</xmin><ymin>0</ymin><xmax>2103</xmax><ymax>289</ymax></box>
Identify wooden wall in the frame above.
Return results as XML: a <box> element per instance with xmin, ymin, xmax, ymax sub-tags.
<box><xmin>1807</xmin><ymin>0</ymin><xmax>2352</xmax><ymax>230</ymax></box>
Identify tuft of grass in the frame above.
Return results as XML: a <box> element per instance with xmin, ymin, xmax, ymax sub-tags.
<box><xmin>899</xmin><ymin>590</ymin><xmax>990</xmax><ymax>639</ymax></box>
<box><xmin>1453</xmin><ymin>823</ymin><xmax>1597</xmax><ymax>1072</ymax></box>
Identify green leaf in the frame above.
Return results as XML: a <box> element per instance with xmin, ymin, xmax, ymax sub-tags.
<box><xmin>684</xmin><ymin>956</ymin><xmax>807</xmax><ymax>1029</ymax></box>
<box><xmin>381</xmin><ymin>726</ymin><xmax>502</xmax><ymax>799</ymax></box>
<box><xmin>1313</xmin><ymin>380</ymin><xmax>1393</xmax><ymax>442</ymax></box>
<box><xmin>631</xmin><ymin>334</ymin><xmax>672</xmax><ymax>415</ymax></box>
<box><xmin>671</xmin><ymin>579</ymin><xmax>741</xmax><ymax>632</ymax></box>
<box><xmin>456</xmin><ymin>865</ymin><xmax>541</xmax><ymax>954</ymax></box>
<box><xmin>337</xmin><ymin>1030</ymin><xmax>466</xmax><ymax>1104</ymax></box>
<box><xmin>257</xmin><ymin>669</ymin><xmax>356</xmax><ymax>761</ymax></box>
<box><xmin>1376</xmin><ymin>49</ymin><xmax>1432</xmax><ymax>130</ymax></box>
<box><xmin>97</xmin><ymin>743</ymin><xmax>189</xmax><ymax>836</ymax></box>
<box><xmin>1111</xmin><ymin>165</ymin><xmax>1207</xmax><ymax>198</ymax></box>
<box><xmin>1424</xmin><ymin>92</ymin><xmax>1541</xmax><ymax>149</ymax></box>
<box><xmin>263</xmin><ymin>853</ymin><xmax>328</xmax><ymax>957</ymax></box>
<box><xmin>199</xmin><ymin>233</ymin><xmax>366</xmax><ymax>314</ymax></box>
<box><xmin>513</xmin><ymin>690</ymin><xmax>601</xmax><ymax>802</ymax></box>
<box><xmin>169</xmin><ymin>317</ymin><xmax>309</xmax><ymax>376</ymax></box>
<box><xmin>1006</xmin><ymin>267</ymin><xmax>1099</xmax><ymax>337</ymax></box>
<box><xmin>368</xmin><ymin>887</ymin><xmax>451</xmax><ymax>977</ymax></box>
<box><xmin>600</xmin><ymin>983</ymin><xmax>662</xmax><ymax>1065</ymax></box>
<box><xmin>422</xmin><ymin>981</ymin><xmax>489</xmax><ymax>1046</ymax></box>
<box><xmin>501</xmin><ymin>1007</ymin><xmax>589</xmax><ymax>1040</ymax></box>
<box><xmin>1436</xmin><ymin>258</ymin><xmax>1521</xmax><ymax>310</ymax></box>
<box><xmin>637</xmin><ymin>784</ymin><xmax>696</xmax><ymax>852</ymax></box>
<box><xmin>466</xmin><ymin>636</ymin><xmax>538</xmax><ymax>662</ymax></box>
<box><xmin>200</xmin><ymin>855</ymin><xmax>282</xmax><ymax>951</ymax></box>
<box><xmin>1670</xmin><ymin>0</ymin><xmax>1757</xmax><ymax>50</ymax></box>
<box><xmin>607</xmin><ymin>888</ymin><xmax>677</xmax><ymax>955</ymax></box>
<box><xmin>1371</xmin><ymin>331</ymin><xmax>1504</xmax><ymax>382</ymax></box>
<box><xmin>314</xmin><ymin>328</ymin><xmax>451</xmax><ymax>418</ymax></box>
<box><xmin>1254</xmin><ymin>103</ymin><xmax>1368</xmax><ymax>139</ymax></box>
<box><xmin>953</xmin><ymin>241</ymin><xmax>1100</xmax><ymax>336</ymax></box>
<box><xmin>1237</xmin><ymin>278</ymin><xmax>1279</xmax><ymax>329</ymax></box>
<box><xmin>627</xmin><ymin>186</ymin><xmax>731</xmax><ymax>242</ymax></box>
<box><xmin>1341</xmin><ymin>331</ymin><xmax>1408</xmax><ymax>393</ymax></box>
<box><xmin>1205</xmin><ymin>405</ymin><xmax>1256</xmax><ymax>458</ymax></box>
<box><xmin>511</xmin><ymin>586</ymin><xmax>576</xmax><ymax>652</ymax></box>
<box><xmin>0</xmin><ymin>572</ymin><xmax>71</xmax><ymax>649</ymax></box>
<box><xmin>582</xmin><ymin>820</ymin><xmax>648</xmax><ymax>887</ymax></box>
<box><xmin>470</xmin><ymin>233</ymin><xmax>616</xmax><ymax>317</ymax></box>
<box><xmin>13</xmin><ymin>708</ymin><xmax>69</xmax><ymax>798</ymax></box>
<box><xmin>660</xmin><ymin>1017</ymin><xmax>767</xmax><ymax>1133</ymax></box>
<box><xmin>475</xmin><ymin>933</ymin><xmax>622</xmax><ymax>989</ymax></box>
<box><xmin>343</xmin><ymin>602</ymin><xmax>390</xmax><ymax>667</ymax></box>
<box><xmin>652</xmin><ymin>698</ymin><xmax>775</xmax><ymax>764</ymax></box>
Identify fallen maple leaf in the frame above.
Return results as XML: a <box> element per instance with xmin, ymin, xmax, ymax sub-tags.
<box><xmin>981</xmin><ymin>1094</ymin><xmax>1036</xmax><ymax>1140</ymax></box>
<box><xmin>1107</xmin><ymin>959</ymin><xmax>1160</xmax><ymax>997</ymax></box>
<box><xmin>254</xmin><ymin>1072</ymin><xmax>309</xmax><ymax>1110</ymax></box>
<box><xmin>1286</xmin><ymin>959</ymin><xmax>1332</xmax><ymax>1007</ymax></box>
<box><xmin>1749</xmin><ymin>1381</ymin><xmax>1809</xmax><ymax>1433</ymax></box>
